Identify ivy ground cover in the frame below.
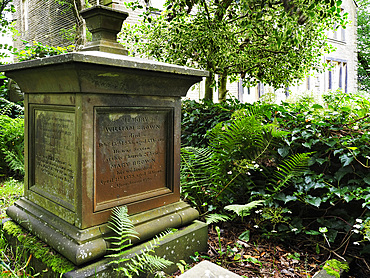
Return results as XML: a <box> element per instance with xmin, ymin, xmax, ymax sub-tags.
<box><xmin>180</xmin><ymin>90</ymin><xmax>370</xmax><ymax>276</ymax></box>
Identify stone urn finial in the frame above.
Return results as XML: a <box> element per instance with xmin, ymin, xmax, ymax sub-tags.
<box><xmin>80</xmin><ymin>5</ymin><xmax>128</xmax><ymax>55</ymax></box>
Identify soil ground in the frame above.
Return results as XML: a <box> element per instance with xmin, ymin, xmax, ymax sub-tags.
<box><xmin>172</xmin><ymin>221</ymin><xmax>370</xmax><ymax>278</ymax></box>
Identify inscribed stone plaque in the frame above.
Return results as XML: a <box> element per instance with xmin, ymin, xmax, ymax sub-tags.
<box><xmin>94</xmin><ymin>107</ymin><xmax>173</xmax><ymax>211</ymax></box>
<box><xmin>32</xmin><ymin>108</ymin><xmax>75</xmax><ymax>211</ymax></box>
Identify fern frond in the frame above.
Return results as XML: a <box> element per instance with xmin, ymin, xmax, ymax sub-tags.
<box><xmin>269</xmin><ymin>152</ymin><xmax>313</xmax><ymax>191</ymax></box>
<box><xmin>127</xmin><ymin>251</ymin><xmax>173</xmax><ymax>274</ymax></box>
<box><xmin>152</xmin><ymin>229</ymin><xmax>174</xmax><ymax>245</ymax></box>
<box><xmin>208</xmin><ymin>114</ymin><xmax>283</xmax><ymax>165</ymax></box>
<box><xmin>181</xmin><ymin>147</ymin><xmax>217</xmax><ymax>183</ymax></box>
<box><xmin>180</xmin><ymin>146</ymin><xmax>220</xmax><ymax>208</ymax></box>
<box><xmin>3</xmin><ymin>148</ymin><xmax>25</xmax><ymax>175</ymax></box>
<box><xmin>205</xmin><ymin>213</ymin><xmax>230</xmax><ymax>225</ymax></box>
<box><xmin>224</xmin><ymin>200</ymin><xmax>265</xmax><ymax>217</ymax></box>
<box><xmin>106</xmin><ymin>211</ymin><xmax>174</xmax><ymax>276</ymax></box>
<box><xmin>106</xmin><ymin>206</ymin><xmax>139</xmax><ymax>251</ymax></box>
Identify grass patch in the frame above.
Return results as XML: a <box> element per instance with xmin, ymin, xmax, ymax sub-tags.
<box><xmin>0</xmin><ymin>178</ymin><xmax>75</xmax><ymax>276</ymax></box>
<box><xmin>0</xmin><ymin>178</ymin><xmax>23</xmax><ymax>218</ymax></box>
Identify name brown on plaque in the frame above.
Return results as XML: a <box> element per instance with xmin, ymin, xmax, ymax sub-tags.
<box><xmin>95</xmin><ymin>107</ymin><xmax>173</xmax><ymax>212</ymax></box>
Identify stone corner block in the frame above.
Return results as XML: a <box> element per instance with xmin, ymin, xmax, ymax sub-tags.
<box><xmin>179</xmin><ymin>260</ymin><xmax>242</xmax><ymax>278</ymax></box>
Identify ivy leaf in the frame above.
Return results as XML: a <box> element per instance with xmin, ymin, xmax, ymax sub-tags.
<box><xmin>343</xmin><ymin>194</ymin><xmax>354</xmax><ymax>202</ymax></box>
<box><xmin>306</xmin><ymin>196</ymin><xmax>322</xmax><ymax>207</ymax></box>
<box><xmin>302</xmin><ymin>142</ymin><xmax>312</xmax><ymax>148</ymax></box>
<box><xmin>315</xmin><ymin>158</ymin><xmax>327</xmax><ymax>165</ymax></box>
<box><xmin>284</xmin><ymin>195</ymin><xmax>298</xmax><ymax>203</ymax></box>
<box><xmin>239</xmin><ymin>230</ymin><xmax>250</xmax><ymax>242</ymax></box>
<box><xmin>334</xmin><ymin>167</ymin><xmax>352</xmax><ymax>182</ymax></box>
<box><xmin>306</xmin><ymin>230</ymin><xmax>321</xmax><ymax>235</ymax></box>
<box><xmin>274</xmin><ymin>193</ymin><xmax>286</xmax><ymax>201</ymax></box>
<box><xmin>330</xmin><ymin>187</ymin><xmax>341</xmax><ymax>197</ymax></box>
<box><xmin>339</xmin><ymin>153</ymin><xmax>353</xmax><ymax>166</ymax></box>
<box><xmin>278</xmin><ymin>146</ymin><xmax>290</xmax><ymax>158</ymax></box>
<box><xmin>325</xmin><ymin>140</ymin><xmax>337</xmax><ymax>147</ymax></box>
<box><xmin>364</xmin><ymin>177</ymin><xmax>370</xmax><ymax>185</ymax></box>
<box><xmin>312</xmin><ymin>104</ymin><xmax>324</xmax><ymax>109</ymax></box>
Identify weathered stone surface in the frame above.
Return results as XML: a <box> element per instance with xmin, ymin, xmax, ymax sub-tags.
<box><xmin>179</xmin><ymin>260</ymin><xmax>242</xmax><ymax>278</ymax></box>
<box><xmin>3</xmin><ymin>219</ymin><xmax>207</xmax><ymax>278</ymax></box>
<box><xmin>0</xmin><ymin>6</ymin><xmax>208</xmax><ymax>267</ymax></box>
<box><xmin>80</xmin><ymin>5</ymin><xmax>129</xmax><ymax>55</ymax></box>
<box><xmin>94</xmin><ymin>108</ymin><xmax>170</xmax><ymax>210</ymax></box>
<box><xmin>62</xmin><ymin>221</ymin><xmax>208</xmax><ymax>278</ymax></box>
<box><xmin>1</xmin><ymin>49</ymin><xmax>206</xmax><ymax>229</ymax></box>
<box><xmin>7</xmin><ymin>198</ymin><xmax>199</xmax><ymax>265</ymax></box>
<box><xmin>0</xmin><ymin>51</ymin><xmax>205</xmax><ymax>84</ymax></box>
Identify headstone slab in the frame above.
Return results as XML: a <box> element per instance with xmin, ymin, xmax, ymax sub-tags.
<box><xmin>178</xmin><ymin>260</ymin><xmax>242</xmax><ymax>278</ymax></box>
<box><xmin>1</xmin><ymin>50</ymin><xmax>207</xmax><ymax>265</ymax></box>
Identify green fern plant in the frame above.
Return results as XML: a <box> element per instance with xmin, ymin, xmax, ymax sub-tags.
<box><xmin>180</xmin><ymin>147</ymin><xmax>219</xmax><ymax>213</ymax></box>
<box><xmin>206</xmin><ymin>200</ymin><xmax>264</xmax><ymax>224</ymax></box>
<box><xmin>224</xmin><ymin>200</ymin><xmax>265</xmax><ymax>221</ymax></box>
<box><xmin>180</xmin><ymin>108</ymin><xmax>293</xmax><ymax>212</ymax></box>
<box><xmin>105</xmin><ymin>206</ymin><xmax>173</xmax><ymax>278</ymax></box>
<box><xmin>268</xmin><ymin>152</ymin><xmax>313</xmax><ymax>192</ymax></box>
<box><xmin>208</xmin><ymin>110</ymin><xmax>287</xmax><ymax>165</ymax></box>
<box><xmin>205</xmin><ymin>213</ymin><xmax>230</xmax><ymax>225</ymax></box>
<box><xmin>0</xmin><ymin>115</ymin><xmax>24</xmax><ymax>176</ymax></box>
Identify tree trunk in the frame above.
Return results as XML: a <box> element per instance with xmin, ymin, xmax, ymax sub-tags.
<box><xmin>218</xmin><ymin>73</ymin><xmax>228</xmax><ymax>102</ymax></box>
<box><xmin>204</xmin><ymin>73</ymin><xmax>214</xmax><ymax>101</ymax></box>
<box><xmin>71</xmin><ymin>0</ymin><xmax>87</xmax><ymax>47</ymax></box>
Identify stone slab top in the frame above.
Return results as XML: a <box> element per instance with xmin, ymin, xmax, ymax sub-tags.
<box><xmin>178</xmin><ymin>260</ymin><xmax>242</xmax><ymax>278</ymax></box>
<box><xmin>0</xmin><ymin>51</ymin><xmax>209</xmax><ymax>78</ymax></box>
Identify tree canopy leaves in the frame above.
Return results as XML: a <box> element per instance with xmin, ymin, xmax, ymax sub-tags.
<box><xmin>121</xmin><ymin>0</ymin><xmax>347</xmax><ymax>98</ymax></box>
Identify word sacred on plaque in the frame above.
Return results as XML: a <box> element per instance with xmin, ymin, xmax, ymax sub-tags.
<box><xmin>94</xmin><ymin>107</ymin><xmax>173</xmax><ymax>211</ymax></box>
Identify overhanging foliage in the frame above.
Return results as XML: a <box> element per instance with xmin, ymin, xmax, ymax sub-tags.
<box><xmin>121</xmin><ymin>0</ymin><xmax>347</xmax><ymax>100</ymax></box>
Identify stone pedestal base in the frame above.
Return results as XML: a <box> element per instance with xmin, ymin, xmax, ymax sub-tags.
<box><xmin>7</xmin><ymin>199</ymin><xmax>199</xmax><ymax>265</ymax></box>
<box><xmin>64</xmin><ymin>220</ymin><xmax>208</xmax><ymax>277</ymax></box>
<box><xmin>2</xmin><ymin>219</ymin><xmax>208</xmax><ymax>278</ymax></box>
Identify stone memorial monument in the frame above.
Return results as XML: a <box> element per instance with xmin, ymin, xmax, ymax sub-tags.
<box><xmin>1</xmin><ymin>4</ymin><xmax>208</xmax><ymax>275</ymax></box>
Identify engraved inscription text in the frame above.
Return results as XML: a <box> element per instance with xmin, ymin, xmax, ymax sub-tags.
<box><xmin>34</xmin><ymin>110</ymin><xmax>75</xmax><ymax>205</ymax></box>
<box><xmin>95</xmin><ymin>109</ymin><xmax>169</xmax><ymax>206</ymax></box>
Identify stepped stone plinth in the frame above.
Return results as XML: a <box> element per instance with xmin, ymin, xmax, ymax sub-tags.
<box><xmin>0</xmin><ymin>5</ymin><xmax>208</xmax><ymax>271</ymax></box>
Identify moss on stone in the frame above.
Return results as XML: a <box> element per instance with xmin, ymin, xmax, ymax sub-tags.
<box><xmin>323</xmin><ymin>259</ymin><xmax>349</xmax><ymax>278</ymax></box>
<box><xmin>2</xmin><ymin>220</ymin><xmax>75</xmax><ymax>274</ymax></box>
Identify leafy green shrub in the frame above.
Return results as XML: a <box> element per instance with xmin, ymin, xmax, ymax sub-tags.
<box><xmin>0</xmin><ymin>115</ymin><xmax>24</xmax><ymax>177</ymax></box>
<box><xmin>0</xmin><ymin>40</ymin><xmax>74</xmax><ymax>178</ymax></box>
<box><xmin>0</xmin><ymin>0</ymin><xmax>16</xmax><ymax>64</ymax></box>
<box><xmin>181</xmin><ymin>105</ymin><xmax>311</xmax><ymax>214</ymax></box>
<box><xmin>181</xmin><ymin>98</ymin><xmax>249</xmax><ymax>147</ymax></box>
<box><xmin>16</xmin><ymin>41</ymin><xmax>75</xmax><ymax>61</ymax></box>
<box><xmin>180</xmin><ymin>90</ymin><xmax>370</xmax><ymax>257</ymax></box>
<box><xmin>1</xmin><ymin>71</ymin><xmax>23</xmax><ymax>115</ymax></box>
<box><xmin>273</xmin><ymin>91</ymin><xmax>370</xmax><ymax>210</ymax></box>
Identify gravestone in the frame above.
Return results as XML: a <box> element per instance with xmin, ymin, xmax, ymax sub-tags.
<box><xmin>178</xmin><ymin>261</ymin><xmax>242</xmax><ymax>278</ymax></box>
<box><xmin>1</xmin><ymin>5</ymin><xmax>208</xmax><ymax>268</ymax></box>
